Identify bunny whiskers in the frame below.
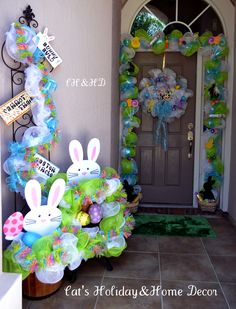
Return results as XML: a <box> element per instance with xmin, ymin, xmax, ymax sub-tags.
<box><xmin>90</xmin><ymin>169</ymin><xmax>100</xmax><ymax>175</ymax></box>
<box><xmin>50</xmin><ymin>215</ymin><xmax>62</xmax><ymax>222</ymax></box>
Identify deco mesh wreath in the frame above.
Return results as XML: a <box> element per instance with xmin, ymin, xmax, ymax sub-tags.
<box><xmin>139</xmin><ymin>68</ymin><xmax>193</xmax><ymax>150</ymax></box>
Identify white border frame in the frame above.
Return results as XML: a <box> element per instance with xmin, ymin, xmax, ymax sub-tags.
<box><xmin>121</xmin><ymin>0</ymin><xmax>234</xmax><ymax>210</ymax></box>
<box><xmin>193</xmin><ymin>53</ymin><xmax>204</xmax><ymax>207</ymax></box>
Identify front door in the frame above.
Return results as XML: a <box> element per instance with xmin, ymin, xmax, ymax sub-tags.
<box><xmin>135</xmin><ymin>52</ymin><xmax>197</xmax><ymax>205</ymax></box>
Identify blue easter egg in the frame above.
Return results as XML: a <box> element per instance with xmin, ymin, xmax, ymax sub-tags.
<box><xmin>123</xmin><ymin>38</ymin><xmax>131</xmax><ymax>47</ymax></box>
<box><xmin>22</xmin><ymin>231</ymin><xmax>41</xmax><ymax>247</ymax></box>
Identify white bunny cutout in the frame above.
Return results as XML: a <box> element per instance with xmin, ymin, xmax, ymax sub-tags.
<box><xmin>42</xmin><ymin>28</ymin><xmax>55</xmax><ymax>43</ymax></box>
<box><xmin>23</xmin><ymin>178</ymin><xmax>65</xmax><ymax>236</ymax></box>
<box><xmin>67</xmin><ymin>138</ymin><xmax>101</xmax><ymax>182</ymax></box>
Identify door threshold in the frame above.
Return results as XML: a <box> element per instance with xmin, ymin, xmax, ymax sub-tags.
<box><xmin>138</xmin><ymin>203</ymin><xmax>199</xmax><ymax>215</ymax></box>
<box><xmin>138</xmin><ymin>203</ymin><xmax>224</xmax><ymax>216</ymax></box>
<box><xmin>139</xmin><ymin>203</ymin><xmax>193</xmax><ymax>208</ymax></box>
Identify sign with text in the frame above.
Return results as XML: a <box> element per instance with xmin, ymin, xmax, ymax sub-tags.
<box><xmin>33</xmin><ymin>32</ymin><xmax>62</xmax><ymax>68</ymax></box>
<box><xmin>34</xmin><ymin>153</ymin><xmax>60</xmax><ymax>179</ymax></box>
<box><xmin>0</xmin><ymin>91</ymin><xmax>33</xmax><ymax>125</ymax></box>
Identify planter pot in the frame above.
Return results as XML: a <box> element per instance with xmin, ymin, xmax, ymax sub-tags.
<box><xmin>23</xmin><ymin>273</ymin><xmax>63</xmax><ymax>298</ymax></box>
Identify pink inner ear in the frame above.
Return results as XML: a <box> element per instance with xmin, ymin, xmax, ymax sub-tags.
<box><xmin>52</xmin><ymin>186</ymin><xmax>60</xmax><ymax>206</ymax></box>
<box><xmin>32</xmin><ymin>188</ymin><xmax>38</xmax><ymax>207</ymax></box>
<box><xmin>74</xmin><ymin>148</ymin><xmax>80</xmax><ymax>162</ymax></box>
<box><xmin>91</xmin><ymin>146</ymin><xmax>96</xmax><ymax>161</ymax></box>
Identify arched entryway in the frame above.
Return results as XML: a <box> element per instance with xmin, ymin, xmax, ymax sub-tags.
<box><xmin>121</xmin><ymin>0</ymin><xmax>234</xmax><ymax>211</ymax></box>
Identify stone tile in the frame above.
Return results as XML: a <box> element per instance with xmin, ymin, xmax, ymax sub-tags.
<box><xmin>203</xmin><ymin>234</ymin><xmax>236</xmax><ymax>256</ymax></box>
<box><xmin>210</xmin><ymin>256</ymin><xmax>236</xmax><ymax>283</ymax></box>
<box><xmin>221</xmin><ymin>283</ymin><xmax>236</xmax><ymax>308</ymax></box>
<box><xmin>96</xmin><ymin>277</ymin><xmax>161</xmax><ymax>309</ymax></box>
<box><xmin>160</xmin><ymin>254</ymin><xmax>217</xmax><ymax>282</ymax></box>
<box><xmin>126</xmin><ymin>235</ymin><xmax>158</xmax><ymax>252</ymax></box>
<box><xmin>159</xmin><ymin>236</ymin><xmax>205</xmax><ymax>254</ymax></box>
<box><xmin>104</xmin><ymin>252</ymin><xmax>160</xmax><ymax>280</ymax></box>
<box><xmin>162</xmin><ymin>281</ymin><xmax>228</xmax><ymax>309</ymax></box>
<box><xmin>207</xmin><ymin>218</ymin><xmax>236</xmax><ymax>236</ymax></box>
<box><xmin>23</xmin><ymin>297</ymin><xmax>32</xmax><ymax>309</ymax></box>
<box><xmin>28</xmin><ymin>276</ymin><xmax>101</xmax><ymax>309</ymax></box>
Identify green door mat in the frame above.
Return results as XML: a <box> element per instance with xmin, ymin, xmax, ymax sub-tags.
<box><xmin>133</xmin><ymin>214</ymin><xmax>216</xmax><ymax>237</ymax></box>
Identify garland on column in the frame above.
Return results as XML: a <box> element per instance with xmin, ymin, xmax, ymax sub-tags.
<box><xmin>3</xmin><ymin>22</ymin><xmax>60</xmax><ymax>197</ymax></box>
<box><xmin>119</xmin><ymin>36</ymin><xmax>140</xmax><ymax>187</ymax></box>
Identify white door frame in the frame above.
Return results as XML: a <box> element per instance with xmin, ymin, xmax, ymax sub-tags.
<box><xmin>121</xmin><ymin>0</ymin><xmax>234</xmax><ymax>211</ymax></box>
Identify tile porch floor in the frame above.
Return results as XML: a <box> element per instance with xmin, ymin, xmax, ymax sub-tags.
<box><xmin>23</xmin><ymin>217</ymin><xmax>236</xmax><ymax>309</ymax></box>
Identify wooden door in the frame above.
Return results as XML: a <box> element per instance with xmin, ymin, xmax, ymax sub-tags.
<box><xmin>135</xmin><ymin>52</ymin><xmax>197</xmax><ymax>205</ymax></box>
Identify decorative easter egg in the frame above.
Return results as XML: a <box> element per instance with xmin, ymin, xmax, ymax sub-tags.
<box><xmin>77</xmin><ymin>211</ymin><xmax>90</xmax><ymax>226</ymax></box>
<box><xmin>88</xmin><ymin>204</ymin><xmax>102</xmax><ymax>224</ymax></box>
<box><xmin>124</xmin><ymin>132</ymin><xmax>138</xmax><ymax>146</ymax></box>
<box><xmin>22</xmin><ymin>231</ymin><xmax>41</xmax><ymax>247</ymax></box>
<box><xmin>3</xmin><ymin>212</ymin><xmax>23</xmax><ymax>240</ymax></box>
<box><xmin>123</xmin><ymin>38</ymin><xmax>131</xmax><ymax>47</ymax></box>
<box><xmin>121</xmin><ymin>159</ymin><xmax>133</xmax><ymax>174</ymax></box>
<box><xmin>131</xmin><ymin>37</ymin><xmax>140</xmax><ymax>49</ymax></box>
<box><xmin>81</xmin><ymin>196</ymin><xmax>93</xmax><ymax>212</ymax></box>
<box><xmin>121</xmin><ymin>147</ymin><xmax>136</xmax><ymax>158</ymax></box>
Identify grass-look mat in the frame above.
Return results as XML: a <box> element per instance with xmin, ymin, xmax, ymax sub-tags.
<box><xmin>133</xmin><ymin>214</ymin><xmax>216</xmax><ymax>237</ymax></box>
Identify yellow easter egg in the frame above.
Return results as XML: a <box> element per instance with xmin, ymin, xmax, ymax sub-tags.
<box><xmin>206</xmin><ymin>138</ymin><xmax>214</xmax><ymax>150</ymax></box>
<box><xmin>127</xmin><ymin>98</ymin><xmax>132</xmax><ymax>106</ymax></box>
<box><xmin>77</xmin><ymin>211</ymin><xmax>90</xmax><ymax>226</ymax></box>
<box><xmin>131</xmin><ymin>37</ymin><xmax>140</xmax><ymax>49</ymax></box>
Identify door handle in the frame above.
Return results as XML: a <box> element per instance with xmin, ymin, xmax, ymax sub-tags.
<box><xmin>187</xmin><ymin>123</ymin><xmax>194</xmax><ymax>159</ymax></box>
<box><xmin>188</xmin><ymin>140</ymin><xmax>193</xmax><ymax>159</ymax></box>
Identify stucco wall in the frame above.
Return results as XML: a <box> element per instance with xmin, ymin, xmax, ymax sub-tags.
<box><xmin>111</xmin><ymin>0</ymin><xmax>122</xmax><ymax>168</ymax></box>
<box><xmin>0</xmin><ymin>0</ymin><xmax>121</xmax><ymax>247</ymax></box>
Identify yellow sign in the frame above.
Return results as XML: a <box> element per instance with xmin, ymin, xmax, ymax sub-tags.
<box><xmin>0</xmin><ymin>90</ymin><xmax>33</xmax><ymax>125</ymax></box>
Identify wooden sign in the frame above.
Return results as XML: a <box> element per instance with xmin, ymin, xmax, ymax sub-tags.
<box><xmin>0</xmin><ymin>91</ymin><xmax>33</xmax><ymax>125</ymax></box>
<box><xmin>34</xmin><ymin>153</ymin><xmax>60</xmax><ymax>179</ymax></box>
<box><xmin>33</xmin><ymin>32</ymin><xmax>62</xmax><ymax>68</ymax></box>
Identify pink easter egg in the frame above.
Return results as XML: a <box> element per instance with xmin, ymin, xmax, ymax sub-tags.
<box><xmin>3</xmin><ymin>212</ymin><xmax>23</xmax><ymax>240</ymax></box>
<box><xmin>88</xmin><ymin>204</ymin><xmax>102</xmax><ymax>224</ymax></box>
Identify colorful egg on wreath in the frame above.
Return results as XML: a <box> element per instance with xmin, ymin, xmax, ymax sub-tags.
<box><xmin>88</xmin><ymin>204</ymin><xmax>102</xmax><ymax>224</ymax></box>
<box><xmin>77</xmin><ymin>211</ymin><xmax>90</xmax><ymax>226</ymax></box>
<box><xmin>3</xmin><ymin>212</ymin><xmax>23</xmax><ymax>240</ymax></box>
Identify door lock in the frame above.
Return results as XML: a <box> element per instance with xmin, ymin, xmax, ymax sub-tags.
<box><xmin>187</xmin><ymin>123</ymin><xmax>194</xmax><ymax>159</ymax></box>
<box><xmin>188</xmin><ymin>131</ymin><xmax>193</xmax><ymax>141</ymax></box>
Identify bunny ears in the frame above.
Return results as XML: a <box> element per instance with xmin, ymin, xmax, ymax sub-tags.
<box><xmin>69</xmin><ymin>138</ymin><xmax>100</xmax><ymax>163</ymax></box>
<box><xmin>25</xmin><ymin>178</ymin><xmax>65</xmax><ymax>209</ymax></box>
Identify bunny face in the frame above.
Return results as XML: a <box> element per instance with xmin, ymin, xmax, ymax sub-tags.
<box><xmin>23</xmin><ymin>178</ymin><xmax>65</xmax><ymax>236</ymax></box>
<box><xmin>67</xmin><ymin>138</ymin><xmax>101</xmax><ymax>182</ymax></box>
<box><xmin>24</xmin><ymin>206</ymin><xmax>62</xmax><ymax>236</ymax></box>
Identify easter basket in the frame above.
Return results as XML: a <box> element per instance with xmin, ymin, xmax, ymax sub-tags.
<box><xmin>127</xmin><ymin>192</ymin><xmax>142</xmax><ymax>214</ymax></box>
<box><xmin>197</xmin><ymin>196</ymin><xmax>218</xmax><ymax>213</ymax></box>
